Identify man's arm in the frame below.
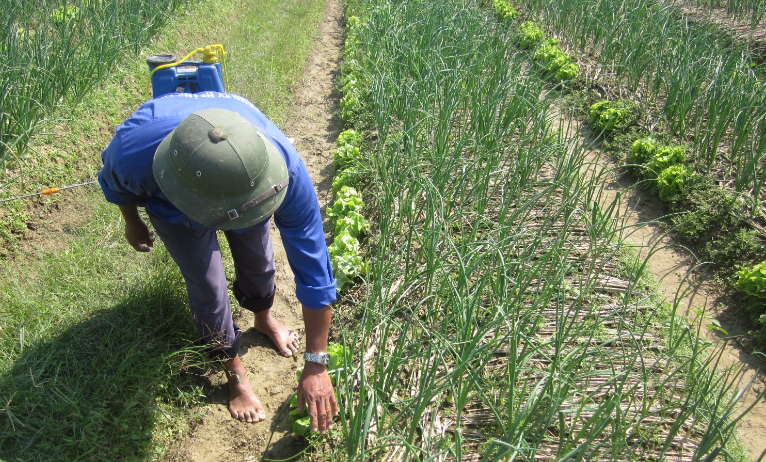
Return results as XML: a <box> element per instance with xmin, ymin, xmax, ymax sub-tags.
<box><xmin>297</xmin><ymin>304</ymin><xmax>339</xmax><ymax>434</ymax></box>
<box><xmin>118</xmin><ymin>203</ymin><xmax>155</xmax><ymax>252</ymax></box>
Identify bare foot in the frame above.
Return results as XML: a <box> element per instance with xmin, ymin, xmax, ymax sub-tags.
<box><xmin>225</xmin><ymin>356</ymin><xmax>266</xmax><ymax>423</ymax></box>
<box><xmin>253</xmin><ymin>309</ymin><xmax>300</xmax><ymax>357</ymax></box>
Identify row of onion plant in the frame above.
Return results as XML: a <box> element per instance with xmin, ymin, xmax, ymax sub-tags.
<box><xmin>519</xmin><ymin>0</ymin><xmax>766</xmax><ymax>199</ymax></box>
<box><xmin>0</xmin><ymin>0</ymin><xmax>186</xmax><ymax>165</ymax></box>
<box><xmin>326</xmin><ymin>0</ymin><xmax>751</xmax><ymax>459</ymax></box>
<box><xmin>672</xmin><ymin>0</ymin><xmax>766</xmax><ymax>26</ymax></box>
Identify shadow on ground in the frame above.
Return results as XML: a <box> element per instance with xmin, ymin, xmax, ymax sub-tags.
<box><xmin>0</xmin><ymin>283</ymin><xmax>205</xmax><ymax>461</ymax></box>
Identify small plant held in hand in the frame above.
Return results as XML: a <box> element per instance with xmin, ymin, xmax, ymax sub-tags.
<box><xmin>289</xmin><ymin>343</ymin><xmax>347</xmax><ymax>436</ymax></box>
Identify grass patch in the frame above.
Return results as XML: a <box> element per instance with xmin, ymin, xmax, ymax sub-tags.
<box><xmin>0</xmin><ymin>193</ymin><xmax>207</xmax><ymax>461</ymax></box>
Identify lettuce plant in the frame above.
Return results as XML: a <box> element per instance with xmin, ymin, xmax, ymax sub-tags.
<box><xmin>334</xmin><ymin>129</ymin><xmax>363</xmax><ymax>168</ymax></box>
<box><xmin>629</xmin><ymin>137</ymin><xmax>658</xmax><ymax>164</ymax></box>
<box><xmin>589</xmin><ymin>100</ymin><xmax>636</xmax><ymax>132</ymax></box>
<box><xmin>337</xmin><ymin>129</ymin><xmax>363</xmax><ymax>147</ymax></box>
<box><xmin>737</xmin><ymin>262</ymin><xmax>766</xmax><ymax>299</ymax></box>
<box><xmin>334</xmin><ymin>210</ymin><xmax>370</xmax><ymax>238</ymax></box>
<box><xmin>329</xmin><ymin>232</ymin><xmax>367</xmax><ymax>290</ymax></box>
<box><xmin>334</xmin><ymin>143</ymin><xmax>361</xmax><ymax>169</ymax></box>
<box><xmin>493</xmin><ymin>0</ymin><xmax>519</xmax><ymax>20</ymax></box>
<box><xmin>533</xmin><ymin>38</ymin><xmax>579</xmax><ymax>82</ymax></box>
<box><xmin>327</xmin><ymin>186</ymin><xmax>364</xmax><ymax>217</ymax></box>
<box><xmin>657</xmin><ymin>164</ymin><xmax>692</xmax><ymax>202</ymax></box>
<box><xmin>646</xmin><ymin>145</ymin><xmax>686</xmax><ymax>178</ymax></box>
<box><xmin>518</xmin><ymin>21</ymin><xmax>544</xmax><ymax>49</ymax></box>
<box><xmin>332</xmin><ymin>168</ymin><xmax>356</xmax><ymax>195</ymax></box>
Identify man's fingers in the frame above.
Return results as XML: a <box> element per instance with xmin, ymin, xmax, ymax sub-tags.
<box><xmin>313</xmin><ymin>397</ymin><xmax>334</xmax><ymax>433</ymax></box>
<box><xmin>297</xmin><ymin>391</ymin><xmax>306</xmax><ymax>412</ymax></box>
<box><xmin>308</xmin><ymin>398</ymin><xmax>319</xmax><ymax>432</ymax></box>
<box><xmin>331</xmin><ymin>394</ymin><xmax>340</xmax><ymax>417</ymax></box>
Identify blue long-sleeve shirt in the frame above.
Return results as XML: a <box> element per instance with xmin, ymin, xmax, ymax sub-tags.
<box><xmin>98</xmin><ymin>91</ymin><xmax>337</xmax><ymax>309</ymax></box>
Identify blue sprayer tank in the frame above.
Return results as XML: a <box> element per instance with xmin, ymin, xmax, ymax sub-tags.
<box><xmin>146</xmin><ymin>53</ymin><xmax>225</xmax><ymax>98</ymax></box>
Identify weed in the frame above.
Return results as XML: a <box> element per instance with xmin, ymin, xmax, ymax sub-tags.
<box><xmin>670</xmin><ymin>178</ymin><xmax>766</xmax><ymax>271</ymax></box>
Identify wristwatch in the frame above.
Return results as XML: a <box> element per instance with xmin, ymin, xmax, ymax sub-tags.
<box><xmin>304</xmin><ymin>352</ymin><xmax>331</xmax><ymax>366</ymax></box>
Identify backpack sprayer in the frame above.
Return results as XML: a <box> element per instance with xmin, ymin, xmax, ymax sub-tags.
<box><xmin>146</xmin><ymin>44</ymin><xmax>228</xmax><ymax>98</ymax></box>
<box><xmin>1</xmin><ymin>45</ymin><xmax>228</xmax><ymax>204</ymax></box>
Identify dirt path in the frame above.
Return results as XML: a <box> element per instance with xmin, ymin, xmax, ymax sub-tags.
<box><xmin>165</xmin><ymin>1</ymin><xmax>343</xmax><ymax>460</ymax></box>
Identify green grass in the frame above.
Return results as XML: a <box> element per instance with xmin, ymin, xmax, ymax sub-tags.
<box><xmin>0</xmin><ymin>0</ymin><xmax>328</xmax><ymax>458</ymax></box>
<box><xmin>0</xmin><ymin>192</ymin><xmax>207</xmax><ymax>461</ymax></box>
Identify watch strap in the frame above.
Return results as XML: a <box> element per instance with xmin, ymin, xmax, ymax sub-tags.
<box><xmin>304</xmin><ymin>352</ymin><xmax>330</xmax><ymax>365</ymax></box>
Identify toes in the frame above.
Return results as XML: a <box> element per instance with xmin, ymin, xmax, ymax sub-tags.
<box><xmin>281</xmin><ymin>330</ymin><xmax>300</xmax><ymax>357</ymax></box>
<box><xmin>288</xmin><ymin>330</ymin><xmax>300</xmax><ymax>353</ymax></box>
<box><xmin>231</xmin><ymin>409</ymin><xmax>266</xmax><ymax>423</ymax></box>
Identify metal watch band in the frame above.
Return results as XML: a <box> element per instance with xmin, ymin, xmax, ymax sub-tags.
<box><xmin>304</xmin><ymin>352</ymin><xmax>330</xmax><ymax>365</ymax></box>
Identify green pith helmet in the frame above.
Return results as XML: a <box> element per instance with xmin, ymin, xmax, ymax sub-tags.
<box><xmin>153</xmin><ymin>108</ymin><xmax>289</xmax><ymax>230</ymax></box>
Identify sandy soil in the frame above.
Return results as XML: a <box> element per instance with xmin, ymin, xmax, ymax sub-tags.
<box><xmin>163</xmin><ymin>0</ymin><xmax>344</xmax><ymax>460</ymax></box>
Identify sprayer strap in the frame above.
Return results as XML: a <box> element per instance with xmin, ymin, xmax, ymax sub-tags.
<box><xmin>210</xmin><ymin>178</ymin><xmax>289</xmax><ymax>228</ymax></box>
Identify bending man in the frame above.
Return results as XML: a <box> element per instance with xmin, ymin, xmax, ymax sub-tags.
<box><xmin>98</xmin><ymin>91</ymin><xmax>338</xmax><ymax>433</ymax></box>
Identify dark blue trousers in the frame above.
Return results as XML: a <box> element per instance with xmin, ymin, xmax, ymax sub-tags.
<box><xmin>149</xmin><ymin>212</ymin><xmax>276</xmax><ymax>360</ymax></box>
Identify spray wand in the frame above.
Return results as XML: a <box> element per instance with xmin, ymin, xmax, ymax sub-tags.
<box><xmin>0</xmin><ymin>179</ymin><xmax>98</xmax><ymax>203</ymax></box>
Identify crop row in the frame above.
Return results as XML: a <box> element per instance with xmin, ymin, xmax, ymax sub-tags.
<box><xmin>520</xmin><ymin>0</ymin><xmax>766</xmax><ymax>199</ymax></box>
<box><xmin>0</xmin><ymin>0</ymin><xmax>186</xmax><ymax>165</ymax></box>
<box><xmin>682</xmin><ymin>0</ymin><xmax>766</xmax><ymax>26</ymax></box>
<box><xmin>503</xmin><ymin>0</ymin><xmax>766</xmax><ymax>346</ymax></box>
<box><xmin>319</xmin><ymin>0</ymin><xmax>748</xmax><ymax>459</ymax></box>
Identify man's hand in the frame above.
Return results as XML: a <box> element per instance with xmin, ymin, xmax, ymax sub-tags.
<box><xmin>125</xmin><ymin>218</ymin><xmax>155</xmax><ymax>252</ymax></box>
<box><xmin>119</xmin><ymin>204</ymin><xmax>154</xmax><ymax>252</ymax></box>
<box><xmin>297</xmin><ymin>361</ymin><xmax>338</xmax><ymax>434</ymax></box>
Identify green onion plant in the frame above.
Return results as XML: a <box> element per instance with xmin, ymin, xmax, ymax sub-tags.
<box><xmin>0</xmin><ymin>0</ymin><xmax>187</xmax><ymax>165</ymax></box>
<box><xmin>330</xmin><ymin>0</ymin><xmax>750</xmax><ymax>459</ymax></box>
